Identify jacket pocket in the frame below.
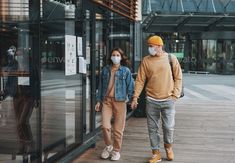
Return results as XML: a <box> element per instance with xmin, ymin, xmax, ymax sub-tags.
<box><xmin>118</xmin><ymin>73</ymin><xmax>127</xmax><ymax>80</ymax></box>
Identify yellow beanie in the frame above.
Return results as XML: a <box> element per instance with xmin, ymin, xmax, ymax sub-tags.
<box><xmin>147</xmin><ymin>35</ymin><xmax>163</xmax><ymax>46</ymax></box>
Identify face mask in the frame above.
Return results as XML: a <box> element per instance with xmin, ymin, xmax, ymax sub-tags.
<box><xmin>7</xmin><ymin>49</ymin><xmax>15</xmax><ymax>56</ymax></box>
<box><xmin>148</xmin><ymin>47</ymin><xmax>156</xmax><ymax>56</ymax></box>
<box><xmin>155</xmin><ymin>48</ymin><xmax>161</xmax><ymax>55</ymax></box>
<box><xmin>111</xmin><ymin>56</ymin><xmax>121</xmax><ymax>65</ymax></box>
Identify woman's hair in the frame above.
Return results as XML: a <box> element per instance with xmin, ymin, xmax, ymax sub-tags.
<box><xmin>108</xmin><ymin>47</ymin><xmax>131</xmax><ymax>68</ymax></box>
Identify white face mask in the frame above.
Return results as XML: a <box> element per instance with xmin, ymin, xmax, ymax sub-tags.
<box><xmin>156</xmin><ymin>47</ymin><xmax>161</xmax><ymax>54</ymax></box>
<box><xmin>111</xmin><ymin>56</ymin><xmax>121</xmax><ymax>65</ymax></box>
<box><xmin>148</xmin><ymin>47</ymin><xmax>156</xmax><ymax>56</ymax></box>
<box><xmin>7</xmin><ymin>49</ymin><xmax>15</xmax><ymax>56</ymax></box>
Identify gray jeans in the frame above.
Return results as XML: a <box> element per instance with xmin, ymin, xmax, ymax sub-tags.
<box><xmin>146</xmin><ymin>98</ymin><xmax>175</xmax><ymax>150</ymax></box>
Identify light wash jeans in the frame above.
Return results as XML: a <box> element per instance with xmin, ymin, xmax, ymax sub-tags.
<box><xmin>146</xmin><ymin>98</ymin><xmax>175</xmax><ymax>150</ymax></box>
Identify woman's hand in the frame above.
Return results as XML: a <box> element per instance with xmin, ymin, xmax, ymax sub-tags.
<box><xmin>95</xmin><ymin>102</ymin><xmax>102</xmax><ymax>112</ymax></box>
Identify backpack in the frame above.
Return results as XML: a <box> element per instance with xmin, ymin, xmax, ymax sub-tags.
<box><xmin>168</xmin><ymin>54</ymin><xmax>184</xmax><ymax>98</ymax></box>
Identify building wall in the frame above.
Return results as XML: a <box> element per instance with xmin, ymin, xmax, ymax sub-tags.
<box><xmin>0</xmin><ymin>1</ymin><xmax>135</xmax><ymax>162</ymax></box>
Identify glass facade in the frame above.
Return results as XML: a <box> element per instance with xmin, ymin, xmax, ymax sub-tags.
<box><xmin>0</xmin><ymin>1</ymin><xmax>41</xmax><ymax>162</ymax></box>
<box><xmin>0</xmin><ymin>0</ymin><xmax>135</xmax><ymax>162</ymax></box>
<box><xmin>142</xmin><ymin>0</ymin><xmax>235</xmax><ymax>74</ymax></box>
<box><xmin>40</xmin><ymin>0</ymin><xmax>83</xmax><ymax>161</ymax></box>
<box><xmin>202</xmin><ymin>40</ymin><xmax>235</xmax><ymax>74</ymax></box>
<box><xmin>143</xmin><ymin>0</ymin><xmax>235</xmax><ymax>14</ymax></box>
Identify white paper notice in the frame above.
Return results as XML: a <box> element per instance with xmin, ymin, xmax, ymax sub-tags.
<box><xmin>78</xmin><ymin>57</ymin><xmax>86</xmax><ymax>74</ymax></box>
<box><xmin>18</xmin><ymin>77</ymin><xmax>29</xmax><ymax>85</ymax></box>
<box><xmin>77</xmin><ymin>37</ymin><xmax>82</xmax><ymax>56</ymax></box>
<box><xmin>65</xmin><ymin>35</ymin><xmax>77</xmax><ymax>76</ymax></box>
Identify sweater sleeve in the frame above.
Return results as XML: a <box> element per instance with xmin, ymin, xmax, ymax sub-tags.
<box><xmin>133</xmin><ymin>59</ymin><xmax>147</xmax><ymax>100</ymax></box>
<box><xmin>172</xmin><ymin>55</ymin><xmax>183</xmax><ymax>98</ymax></box>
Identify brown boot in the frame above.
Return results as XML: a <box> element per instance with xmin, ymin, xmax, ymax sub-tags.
<box><xmin>149</xmin><ymin>149</ymin><xmax>162</xmax><ymax>163</ymax></box>
<box><xmin>164</xmin><ymin>143</ymin><xmax>174</xmax><ymax>161</ymax></box>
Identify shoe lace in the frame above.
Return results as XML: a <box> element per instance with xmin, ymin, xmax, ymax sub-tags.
<box><xmin>104</xmin><ymin>145</ymin><xmax>112</xmax><ymax>152</ymax></box>
<box><xmin>166</xmin><ymin>147</ymin><xmax>172</xmax><ymax>153</ymax></box>
<box><xmin>152</xmin><ymin>154</ymin><xmax>158</xmax><ymax>158</ymax></box>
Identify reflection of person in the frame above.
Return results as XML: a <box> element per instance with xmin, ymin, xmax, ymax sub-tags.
<box><xmin>95</xmin><ymin>48</ymin><xmax>134</xmax><ymax>161</ymax></box>
<box><xmin>1</xmin><ymin>46</ymin><xmax>35</xmax><ymax>153</ymax></box>
<box><xmin>1</xmin><ymin>46</ymin><xmax>18</xmax><ymax>99</ymax></box>
<box><xmin>131</xmin><ymin>36</ymin><xmax>183</xmax><ymax>163</ymax></box>
<box><xmin>218</xmin><ymin>52</ymin><xmax>226</xmax><ymax>74</ymax></box>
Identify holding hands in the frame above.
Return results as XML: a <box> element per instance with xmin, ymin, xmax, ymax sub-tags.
<box><xmin>130</xmin><ymin>98</ymin><xmax>138</xmax><ymax>110</ymax></box>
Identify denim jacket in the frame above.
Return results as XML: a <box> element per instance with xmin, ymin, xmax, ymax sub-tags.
<box><xmin>97</xmin><ymin>65</ymin><xmax>134</xmax><ymax>102</ymax></box>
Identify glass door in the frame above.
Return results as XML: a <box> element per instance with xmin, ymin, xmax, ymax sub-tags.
<box><xmin>84</xmin><ymin>9</ymin><xmax>106</xmax><ymax>135</ymax></box>
<box><xmin>40</xmin><ymin>0</ymin><xmax>83</xmax><ymax>161</ymax></box>
<box><xmin>95</xmin><ymin>13</ymin><xmax>106</xmax><ymax>129</ymax></box>
<box><xmin>0</xmin><ymin>22</ymin><xmax>41</xmax><ymax>163</ymax></box>
<box><xmin>0</xmin><ymin>1</ymin><xmax>41</xmax><ymax>162</ymax></box>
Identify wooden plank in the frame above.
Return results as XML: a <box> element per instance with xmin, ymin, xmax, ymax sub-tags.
<box><xmin>72</xmin><ymin>99</ymin><xmax>235</xmax><ymax>163</ymax></box>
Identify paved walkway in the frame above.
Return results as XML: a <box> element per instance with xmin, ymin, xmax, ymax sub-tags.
<box><xmin>72</xmin><ymin>74</ymin><xmax>235</xmax><ymax>163</ymax></box>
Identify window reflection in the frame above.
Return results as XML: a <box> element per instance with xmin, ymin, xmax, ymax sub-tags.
<box><xmin>0</xmin><ymin>25</ymin><xmax>39</xmax><ymax>162</ymax></box>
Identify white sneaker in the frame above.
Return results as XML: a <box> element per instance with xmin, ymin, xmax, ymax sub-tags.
<box><xmin>101</xmin><ymin>145</ymin><xmax>113</xmax><ymax>159</ymax></box>
<box><xmin>111</xmin><ymin>151</ymin><xmax>121</xmax><ymax>161</ymax></box>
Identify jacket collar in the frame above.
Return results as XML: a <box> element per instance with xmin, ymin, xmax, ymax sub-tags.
<box><xmin>107</xmin><ymin>65</ymin><xmax>123</xmax><ymax>70</ymax></box>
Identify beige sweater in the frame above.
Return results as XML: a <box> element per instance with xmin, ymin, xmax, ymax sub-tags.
<box><xmin>133</xmin><ymin>53</ymin><xmax>182</xmax><ymax>100</ymax></box>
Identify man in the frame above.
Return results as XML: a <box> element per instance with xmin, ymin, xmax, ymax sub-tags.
<box><xmin>131</xmin><ymin>35</ymin><xmax>182</xmax><ymax>163</ymax></box>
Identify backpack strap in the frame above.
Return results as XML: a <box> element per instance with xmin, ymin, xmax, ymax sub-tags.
<box><xmin>168</xmin><ymin>53</ymin><xmax>174</xmax><ymax>81</ymax></box>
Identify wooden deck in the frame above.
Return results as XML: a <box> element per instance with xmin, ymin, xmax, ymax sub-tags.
<box><xmin>72</xmin><ymin>99</ymin><xmax>235</xmax><ymax>163</ymax></box>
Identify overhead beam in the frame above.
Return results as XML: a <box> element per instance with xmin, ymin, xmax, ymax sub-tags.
<box><xmin>143</xmin><ymin>13</ymin><xmax>235</xmax><ymax>18</ymax></box>
<box><xmin>161</xmin><ymin>0</ymin><xmax>166</xmax><ymax>10</ymax></box>
<box><xmin>192</xmin><ymin>0</ymin><xmax>199</xmax><ymax>11</ymax></box>
<box><xmin>176</xmin><ymin>15</ymin><xmax>192</xmax><ymax>31</ymax></box>
<box><xmin>169</xmin><ymin>0</ymin><xmax>174</xmax><ymax>11</ymax></box>
<box><xmin>205</xmin><ymin>16</ymin><xmax>225</xmax><ymax>31</ymax></box>
<box><xmin>142</xmin><ymin>12</ymin><xmax>156</xmax><ymax>31</ymax></box>
<box><xmin>147</xmin><ymin>24</ymin><xmax>235</xmax><ymax>32</ymax></box>
<box><xmin>144</xmin><ymin>13</ymin><xmax>235</xmax><ymax>32</ymax></box>
<box><xmin>224</xmin><ymin>0</ymin><xmax>232</xmax><ymax>12</ymax></box>
<box><xmin>196</xmin><ymin>0</ymin><xmax>203</xmax><ymax>12</ymax></box>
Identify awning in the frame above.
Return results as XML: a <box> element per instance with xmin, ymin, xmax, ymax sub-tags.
<box><xmin>142</xmin><ymin>0</ymin><xmax>235</xmax><ymax>32</ymax></box>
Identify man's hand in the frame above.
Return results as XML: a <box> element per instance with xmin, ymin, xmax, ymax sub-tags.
<box><xmin>130</xmin><ymin>98</ymin><xmax>138</xmax><ymax>110</ymax></box>
<box><xmin>171</xmin><ymin>95</ymin><xmax>177</xmax><ymax>102</ymax></box>
<box><xmin>95</xmin><ymin>102</ymin><xmax>102</xmax><ymax>112</ymax></box>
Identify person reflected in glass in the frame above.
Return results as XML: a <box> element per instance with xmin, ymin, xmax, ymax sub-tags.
<box><xmin>15</xmin><ymin>47</ymin><xmax>36</xmax><ymax>153</ymax></box>
<box><xmin>95</xmin><ymin>48</ymin><xmax>134</xmax><ymax>161</ymax></box>
<box><xmin>1</xmin><ymin>46</ymin><xmax>35</xmax><ymax>154</ymax></box>
<box><xmin>1</xmin><ymin>46</ymin><xmax>18</xmax><ymax>100</ymax></box>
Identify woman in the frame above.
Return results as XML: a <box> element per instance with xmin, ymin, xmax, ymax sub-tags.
<box><xmin>95</xmin><ymin>48</ymin><xmax>134</xmax><ymax>161</ymax></box>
